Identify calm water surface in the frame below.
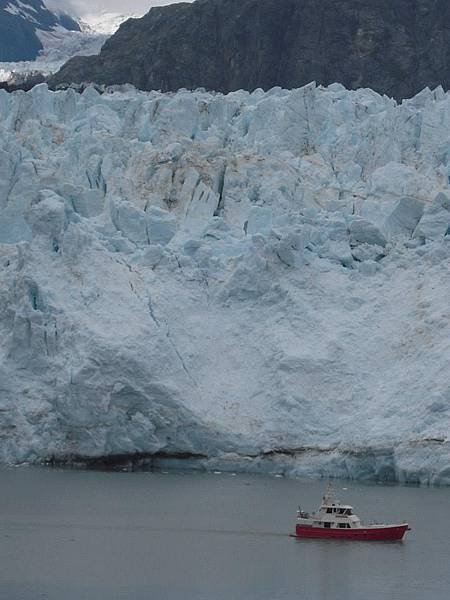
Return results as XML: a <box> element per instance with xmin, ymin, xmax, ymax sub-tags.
<box><xmin>0</xmin><ymin>467</ymin><xmax>449</xmax><ymax>600</ymax></box>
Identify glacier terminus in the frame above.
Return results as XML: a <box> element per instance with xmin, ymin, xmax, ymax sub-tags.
<box><xmin>0</xmin><ymin>82</ymin><xmax>449</xmax><ymax>485</ymax></box>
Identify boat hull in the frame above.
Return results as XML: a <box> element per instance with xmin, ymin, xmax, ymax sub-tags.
<box><xmin>295</xmin><ymin>524</ymin><xmax>409</xmax><ymax>541</ymax></box>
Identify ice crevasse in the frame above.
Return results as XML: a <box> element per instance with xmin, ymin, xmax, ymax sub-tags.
<box><xmin>0</xmin><ymin>82</ymin><xmax>449</xmax><ymax>485</ymax></box>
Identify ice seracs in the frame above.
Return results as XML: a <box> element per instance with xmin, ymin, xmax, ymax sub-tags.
<box><xmin>0</xmin><ymin>83</ymin><xmax>449</xmax><ymax>484</ymax></box>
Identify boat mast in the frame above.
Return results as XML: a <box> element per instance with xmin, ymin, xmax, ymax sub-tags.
<box><xmin>323</xmin><ymin>481</ymin><xmax>334</xmax><ymax>504</ymax></box>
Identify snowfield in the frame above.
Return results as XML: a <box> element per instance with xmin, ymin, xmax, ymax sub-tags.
<box><xmin>0</xmin><ymin>82</ymin><xmax>449</xmax><ymax>484</ymax></box>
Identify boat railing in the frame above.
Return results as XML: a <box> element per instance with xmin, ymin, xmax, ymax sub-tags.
<box><xmin>297</xmin><ymin>511</ymin><xmax>310</xmax><ymax>518</ymax></box>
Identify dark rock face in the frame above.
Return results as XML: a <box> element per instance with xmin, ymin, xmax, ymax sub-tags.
<box><xmin>51</xmin><ymin>0</ymin><xmax>450</xmax><ymax>100</ymax></box>
<box><xmin>0</xmin><ymin>0</ymin><xmax>80</xmax><ymax>61</ymax></box>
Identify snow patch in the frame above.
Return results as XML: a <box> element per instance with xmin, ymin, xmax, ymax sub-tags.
<box><xmin>80</xmin><ymin>12</ymin><xmax>140</xmax><ymax>36</ymax></box>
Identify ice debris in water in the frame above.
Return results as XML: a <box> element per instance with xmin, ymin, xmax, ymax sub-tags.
<box><xmin>0</xmin><ymin>82</ymin><xmax>449</xmax><ymax>485</ymax></box>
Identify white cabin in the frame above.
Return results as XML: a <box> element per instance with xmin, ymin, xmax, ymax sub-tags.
<box><xmin>297</xmin><ymin>487</ymin><xmax>363</xmax><ymax>529</ymax></box>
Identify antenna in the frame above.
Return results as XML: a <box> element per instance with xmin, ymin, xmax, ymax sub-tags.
<box><xmin>323</xmin><ymin>480</ymin><xmax>334</xmax><ymax>504</ymax></box>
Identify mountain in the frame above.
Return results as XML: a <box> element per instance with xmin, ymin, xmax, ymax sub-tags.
<box><xmin>0</xmin><ymin>11</ymin><xmax>139</xmax><ymax>90</ymax></box>
<box><xmin>0</xmin><ymin>82</ymin><xmax>449</xmax><ymax>483</ymax></box>
<box><xmin>51</xmin><ymin>0</ymin><xmax>450</xmax><ymax>100</ymax></box>
<box><xmin>0</xmin><ymin>0</ymin><xmax>80</xmax><ymax>62</ymax></box>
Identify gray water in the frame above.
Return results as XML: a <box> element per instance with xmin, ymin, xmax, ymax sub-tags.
<box><xmin>0</xmin><ymin>468</ymin><xmax>449</xmax><ymax>600</ymax></box>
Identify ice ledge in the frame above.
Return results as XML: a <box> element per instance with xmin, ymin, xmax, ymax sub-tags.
<box><xmin>39</xmin><ymin>441</ymin><xmax>450</xmax><ymax>486</ymax></box>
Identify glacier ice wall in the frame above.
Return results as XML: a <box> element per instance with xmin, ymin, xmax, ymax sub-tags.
<box><xmin>0</xmin><ymin>82</ymin><xmax>449</xmax><ymax>484</ymax></box>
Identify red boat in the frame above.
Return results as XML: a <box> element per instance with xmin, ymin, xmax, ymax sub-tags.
<box><xmin>293</xmin><ymin>485</ymin><xmax>410</xmax><ymax>541</ymax></box>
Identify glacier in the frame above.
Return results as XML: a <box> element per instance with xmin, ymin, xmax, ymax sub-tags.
<box><xmin>0</xmin><ymin>82</ymin><xmax>449</xmax><ymax>485</ymax></box>
<box><xmin>0</xmin><ymin>12</ymin><xmax>135</xmax><ymax>85</ymax></box>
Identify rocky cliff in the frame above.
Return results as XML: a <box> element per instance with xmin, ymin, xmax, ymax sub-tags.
<box><xmin>52</xmin><ymin>0</ymin><xmax>450</xmax><ymax>100</ymax></box>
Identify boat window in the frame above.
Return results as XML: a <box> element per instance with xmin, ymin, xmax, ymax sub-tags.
<box><xmin>326</xmin><ymin>508</ymin><xmax>332</xmax><ymax>514</ymax></box>
<box><xmin>324</xmin><ymin>522</ymin><xmax>331</xmax><ymax>528</ymax></box>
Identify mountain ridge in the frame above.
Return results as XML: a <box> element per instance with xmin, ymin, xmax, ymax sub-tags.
<box><xmin>51</xmin><ymin>0</ymin><xmax>450</xmax><ymax>100</ymax></box>
<box><xmin>0</xmin><ymin>0</ymin><xmax>80</xmax><ymax>61</ymax></box>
